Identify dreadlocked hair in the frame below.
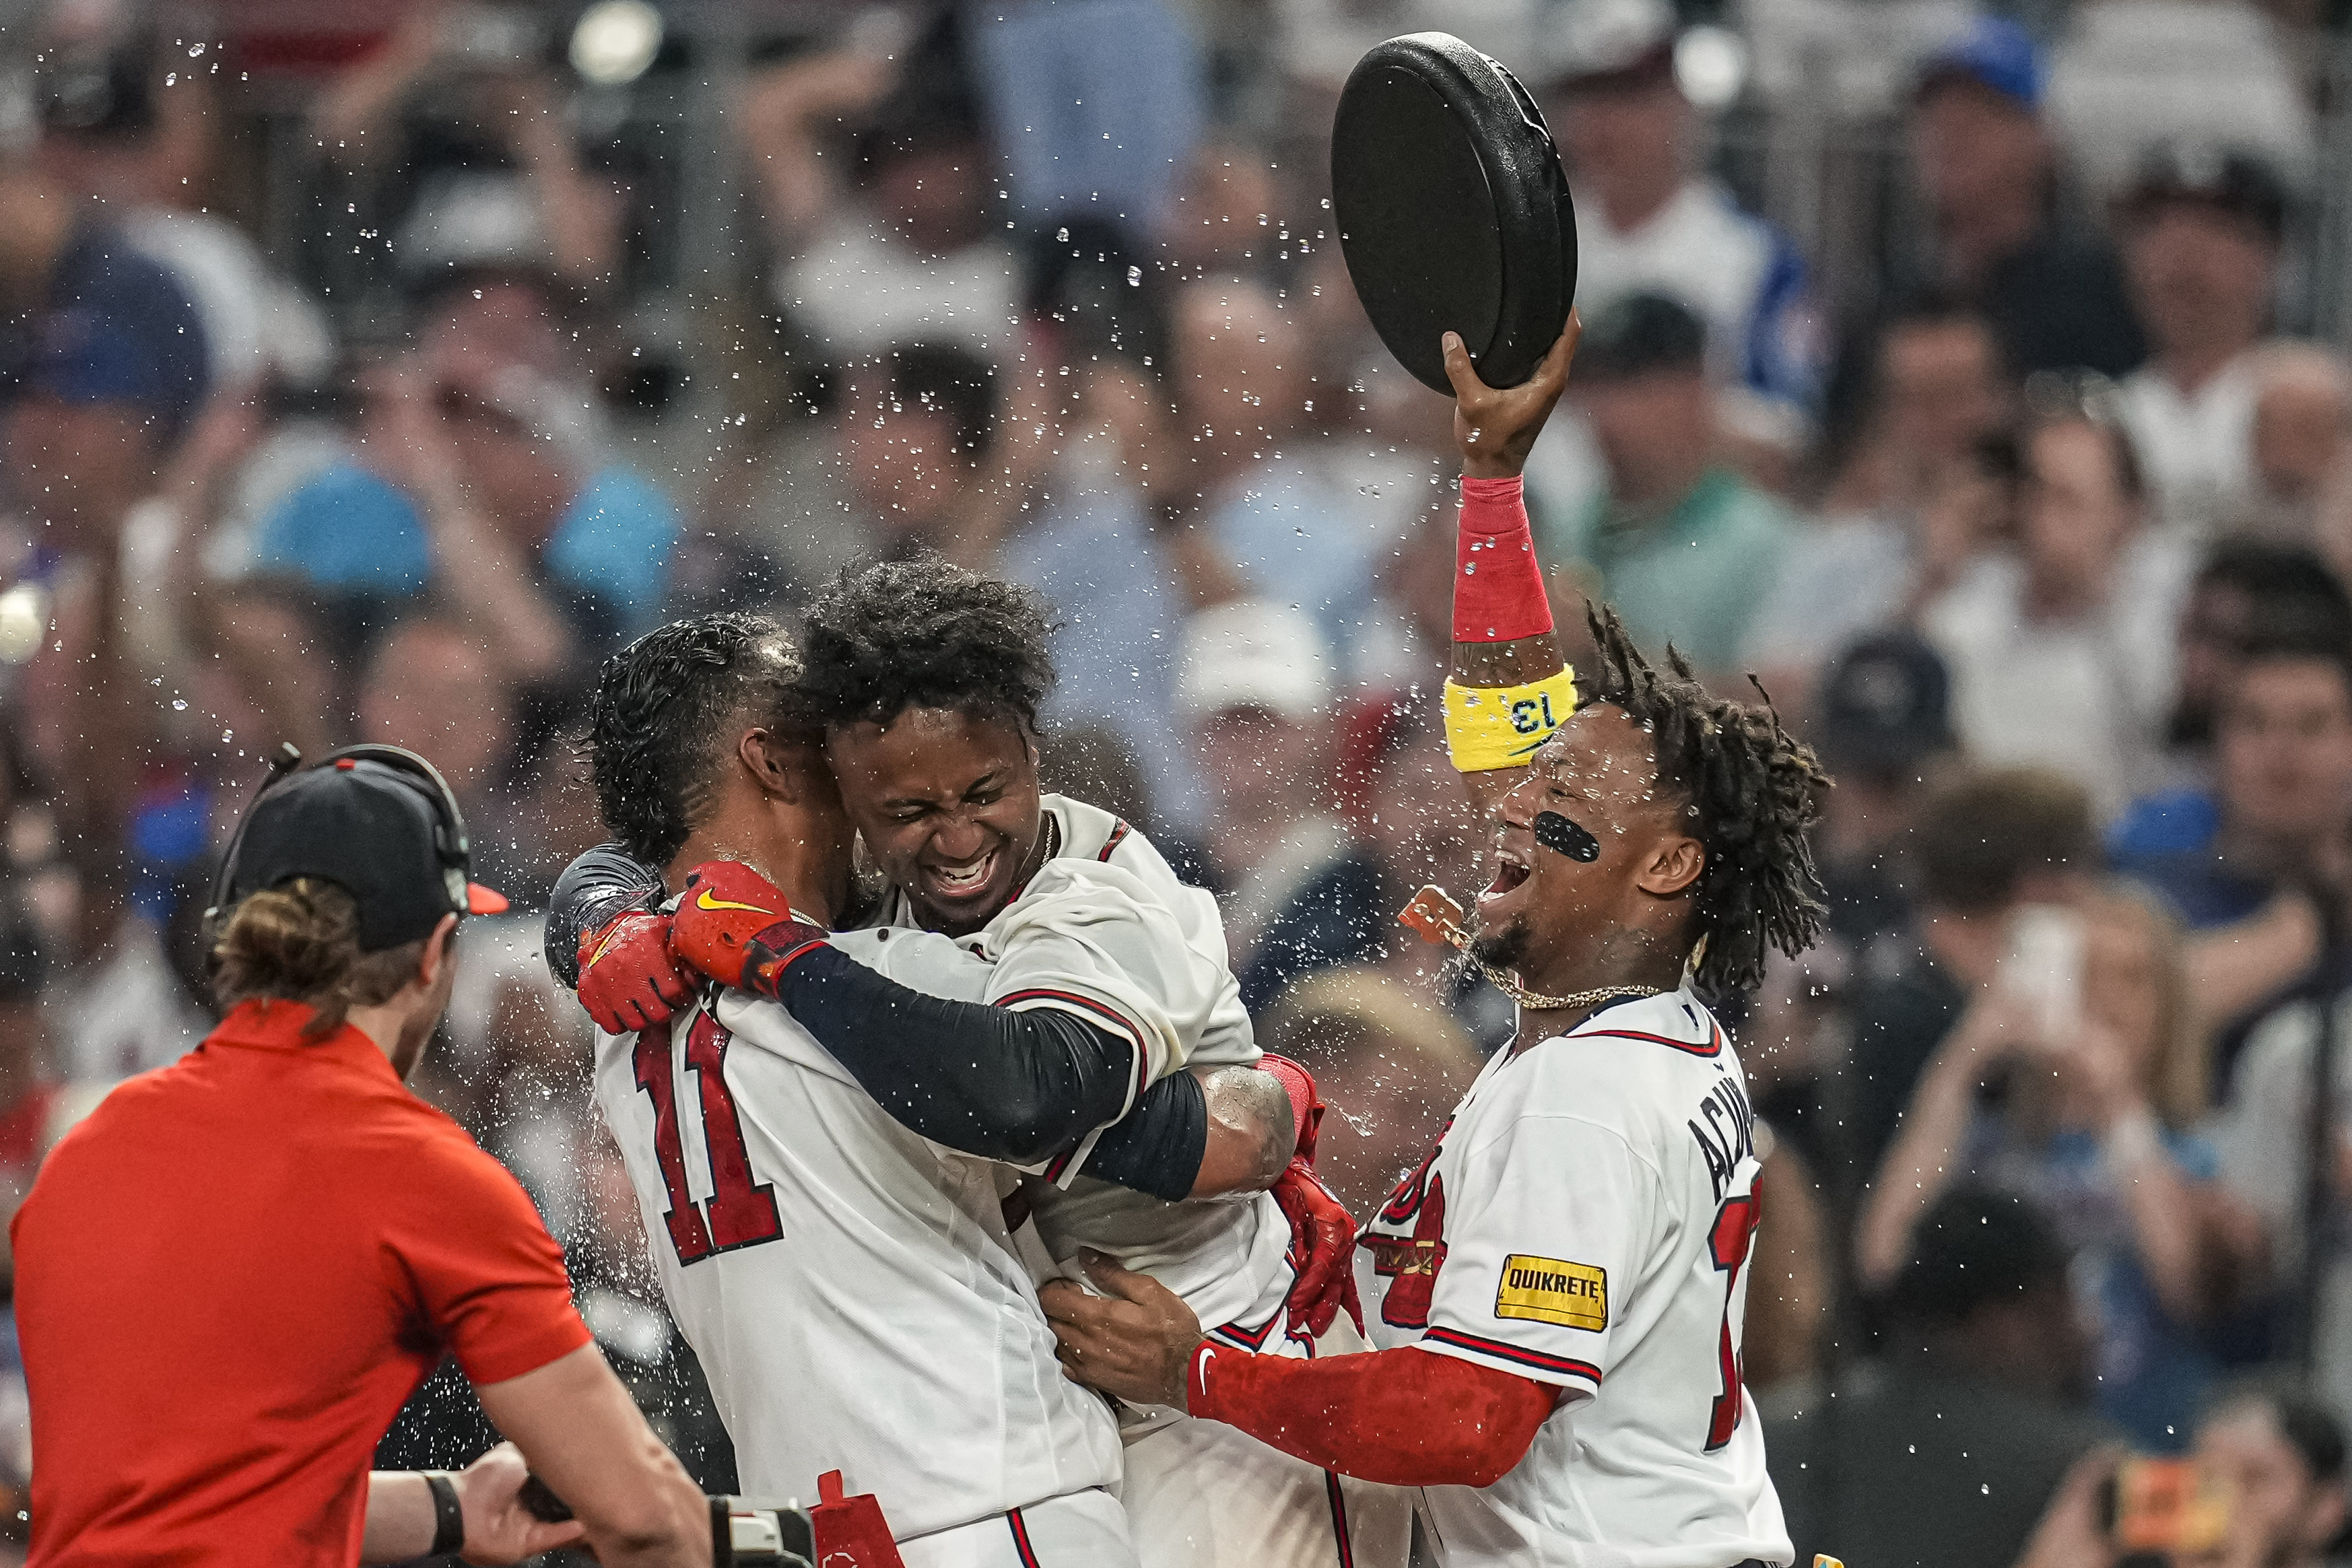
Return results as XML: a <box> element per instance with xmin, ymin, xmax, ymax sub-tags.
<box><xmin>800</xmin><ymin>557</ymin><xmax>1056</xmax><ymax>730</ymax></box>
<box><xmin>1579</xmin><ymin>602</ymin><xmax>1831</xmax><ymax>998</ymax></box>
<box><xmin>585</xmin><ymin>612</ymin><xmax>811</xmax><ymax>865</ymax></box>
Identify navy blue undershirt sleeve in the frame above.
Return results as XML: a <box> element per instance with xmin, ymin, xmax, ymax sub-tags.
<box><xmin>543</xmin><ymin>845</ymin><xmax>1205</xmax><ymax>1196</ymax></box>
<box><xmin>1079</xmin><ymin>1069</ymin><xmax>1208</xmax><ymax>1201</ymax></box>
<box><xmin>778</xmin><ymin>947</ymin><xmax>1208</xmax><ymax>1199</ymax></box>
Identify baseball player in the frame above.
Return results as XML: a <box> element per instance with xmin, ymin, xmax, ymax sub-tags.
<box><xmin>552</xmin><ymin>564</ymin><xmax>1408</xmax><ymax>1568</ymax></box>
<box><xmin>572</xmin><ymin>614</ymin><xmax>1294</xmax><ymax>1567</ymax></box>
<box><xmin>1037</xmin><ymin>325</ymin><xmax>1828</xmax><ymax>1568</ymax></box>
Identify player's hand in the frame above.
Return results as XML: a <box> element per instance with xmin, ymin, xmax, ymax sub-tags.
<box><xmin>1446</xmin><ymin>314</ymin><xmax>1580</xmax><ymax>481</ymax></box>
<box><xmin>453</xmin><ymin>1442</ymin><xmax>589</xmax><ymax>1565</ymax></box>
<box><xmin>1040</xmin><ymin>1249</ymin><xmax>1205</xmax><ymax>1409</ymax></box>
<box><xmin>1272</xmin><ymin>1162</ymin><xmax>1365</xmax><ymax>1340</ymax></box>
<box><xmin>671</xmin><ymin>861</ymin><xmax>829</xmax><ymax>999</ymax></box>
<box><xmin>576</xmin><ymin>910</ymin><xmax>692</xmax><ymax>1033</ymax></box>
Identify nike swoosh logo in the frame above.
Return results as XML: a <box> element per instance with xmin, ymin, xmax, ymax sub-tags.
<box><xmin>696</xmin><ymin>889</ymin><xmax>774</xmax><ymax>915</ymax></box>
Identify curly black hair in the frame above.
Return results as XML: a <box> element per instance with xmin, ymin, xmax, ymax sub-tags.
<box><xmin>586</xmin><ymin>612</ymin><xmax>811</xmax><ymax>864</ymax></box>
<box><xmin>1579</xmin><ymin>603</ymin><xmax>1831</xmax><ymax>998</ymax></box>
<box><xmin>800</xmin><ymin>557</ymin><xmax>1057</xmax><ymax>730</ymax></box>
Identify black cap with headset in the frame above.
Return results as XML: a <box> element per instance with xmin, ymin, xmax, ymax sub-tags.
<box><xmin>205</xmin><ymin>743</ymin><xmax>509</xmax><ymax>955</ymax></box>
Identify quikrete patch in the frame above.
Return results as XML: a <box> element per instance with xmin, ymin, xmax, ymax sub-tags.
<box><xmin>1495</xmin><ymin>1255</ymin><xmax>1607</xmax><ymax>1330</ymax></box>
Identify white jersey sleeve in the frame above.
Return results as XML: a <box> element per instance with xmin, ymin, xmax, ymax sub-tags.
<box><xmin>980</xmin><ymin>858</ymin><xmax>1227</xmax><ymax>1111</ymax></box>
<box><xmin>1038</xmin><ymin>796</ymin><xmax>1257</xmax><ymax>1070</ymax></box>
<box><xmin>1409</xmin><ymin>1105</ymin><xmax>1661</xmax><ymax>1393</ymax></box>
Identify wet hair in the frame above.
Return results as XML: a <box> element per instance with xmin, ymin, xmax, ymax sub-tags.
<box><xmin>799</xmin><ymin>557</ymin><xmax>1056</xmax><ymax>732</ymax></box>
<box><xmin>1578</xmin><ymin>604</ymin><xmax>1830</xmax><ymax>997</ymax></box>
<box><xmin>586</xmin><ymin>613</ymin><xmax>810</xmax><ymax>865</ymax></box>
<box><xmin>211</xmin><ymin>878</ymin><xmax>428</xmax><ymax>1039</ymax></box>
<box><xmin>1912</xmin><ymin>766</ymin><xmax>2095</xmax><ymax>914</ymax></box>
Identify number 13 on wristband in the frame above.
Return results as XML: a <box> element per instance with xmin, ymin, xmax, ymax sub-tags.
<box><xmin>1444</xmin><ymin>670</ymin><xmax>1580</xmax><ymax>772</ymax></box>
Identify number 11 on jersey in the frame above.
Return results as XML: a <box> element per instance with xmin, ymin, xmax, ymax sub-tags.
<box><xmin>632</xmin><ymin>1014</ymin><xmax>784</xmax><ymax>1265</ymax></box>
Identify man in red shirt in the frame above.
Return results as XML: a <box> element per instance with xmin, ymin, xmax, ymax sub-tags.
<box><xmin>13</xmin><ymin>747</ymin><xmax>711</xmax><ymax>1567</ymax></box>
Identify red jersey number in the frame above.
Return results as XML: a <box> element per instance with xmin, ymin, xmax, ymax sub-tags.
<box><xmin>632</xmin><ymin>1014</ymin><xmax>784</xmax><ymax>1265</ymax></box>
<box><xmin>1704</xmin><ymin>1192</ymin><xmax>1761</xmax><ymax>1451</ymax></box>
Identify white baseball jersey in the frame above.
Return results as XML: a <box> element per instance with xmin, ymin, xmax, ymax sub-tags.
<box><xmin>595</xmin><ymin>913</ymin><xmax>1149</xmax><ymax>1540</ymax></box>
<box><xmin>1359</xmin><ymin>988</ymin><xmax>1792</xmax><ymax>1568</ymax></box>
<box><xmin>868</xmin><ymin>795</ymin><xmax>1298</xmax><ymax>1351</ymax></box>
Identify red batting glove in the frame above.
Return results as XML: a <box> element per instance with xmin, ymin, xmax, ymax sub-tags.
<box><xmin>576</xmin><ymin>910</ymin><xmax>693</xmax><ymax>1033</ymax></box>
<box><xmin>1261</xmin><ymin>1054</ymin><xmax>1365</xmax><ymax>1339</ymax></box>
<box><xmin>669</xmin><ymin>861</ymin><xmax>830</xmax><ymax>999</ymax></box>
<box><xmin>1272</xmin><ymin>1161</ymin><xmax>1364</xmax><ymax>1340</ymax></box>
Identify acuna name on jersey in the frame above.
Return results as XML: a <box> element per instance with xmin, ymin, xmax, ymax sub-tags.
<box><xmin>1686</xmin><ymin>1070</ymin><xmax>1757</xmax><ymax>1206</ymax></box>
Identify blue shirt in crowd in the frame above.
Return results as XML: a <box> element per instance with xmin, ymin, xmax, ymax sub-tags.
<box><xmin>2108</xmin><ymin>789</ymin><xmax>2273</xmax><ymax>931</ymax></box>
<box><xmin>254</xmin><ymin>461</ymin><xmax>677</xmax><ymax>643</ymax></box>
<box><xmin>1972</xmin><ymin>1115</ymin><xmax>2223</xmax><ymax>1452</ymax></box>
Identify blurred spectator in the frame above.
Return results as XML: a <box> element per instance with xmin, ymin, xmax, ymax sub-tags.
<box><xmin>0</xmin><ymin>157</ymin><xmax>210</xmax><ymax>442</ymax></box>
<box><xmin>253</xmin><ymin>283</ymin><xmax>677</xmax><ymax>675</ymax></box>
<box><xmin>37</xmin><ymin>34</ymin><xmax>331</xmax><ymax>389</ymax></box>
<box><xmin>313</xmin><ymin>4</ymin><xmax>622</xmax><ymax>302</ymax></box>
<box><xmin>2122</xmin><ymin>626</ymin><xmax>2352</xmax><ymax>1083</ymax></box>
<box><xmin>351</xmin><ymin>615</ymin><xmax>544</xmax><ymax>904</ymax></box>
<box><xmin>2188</xmin><ymin>1384</ymin><xmax>2347</xmax><ymax>1568</ymax></box>
<box><xmin>1768</xmin><ymin>1186</ymin><xmax>2110</xmax><ymax>1568</ymax></box>
<box><xmin>1178</xmin><ymin>599</ymin><xmax>1383</xmax><ymax>1014</ymax></box>
<box><xmin>966</xmin><ymin>0</ymin><xmax>1203</xmax><ymax>236</ymax></box>
<box><xmin>2114</xmin><ymin>141</ymin><xmax>2291</xmax><ymax>537</ymax></box>
<box><xmin>1542</xmin><ymin>0</ymin><xmax>1821</xmax><ymax>416</ymax></box>
<box><xmin>1807</xmin><ymin>632</ymin><xmax>1962</xmax><ymax>974</ymax></box>
<box><xmin>1923</xmin><ymin>381</ymin><xmax>2191</xmax><ymax>819</ymax></box>
<box><xmin>1833</xmin><ymin>766</ymin><xmax>2096</xmax><ymax>1193</ymax></box>
<box><xmin>1541</xmin><ymin>292</ymin><xmax>1798</xmax><ymax>677</ymax></box>
<box><xmin>1261</xmin><ymin>966</ymin><xmax>1484</xmax><ymax>1221</ymax></box>
<box><xmin>2125</xmin><ymin>542</ymin><xmax>2352</xmax><ymax>817</ymax></box>
<box><xmin>2211</xmin><ymin>910</ymin><xmax>2352</xmax><ymax>1435</ymax></box>
<box><xmin>0</xmin><ymin>901</ymin><xmax>62</xmax><ymax>1292</ymax></box>
<box><xmin>1751</xmin><ymin>294</ymin><xmax>2011</xmax><ymax>700</ymax></box>
<box><xmin>2116</xmin><ymin>625</ymin><xmax>2352</xmax><ymax>930</ymax></box>
<box><xmin>1171</xmin><ymin>277</ymin><xmax>1392</xmax><ymax>652</ymax></box>
<box><xmin>2241</xmin><ymin>345</ymin><xmax>2352</xmax><ymax>545</ymax></box>
<box><xmin>1902</xmin><ymin>18</ymin><xmax>2144</xmax><ymax>382</ymax></box>
<box><xmin>744</xmin><ymin>22</ymin><xmax>1017</xmax><ymax>360</ymax></box>
<box><xmin>1859</xmin><ymin>885</ymin><xmax>2261</xmax><ymax>1447</ymax></box>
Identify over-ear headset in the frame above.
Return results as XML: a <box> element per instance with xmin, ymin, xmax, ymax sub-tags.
<box><xmin>201</xmin><ymin>742</ymin><xmax>477</xmax><ymax>951</ymax></box>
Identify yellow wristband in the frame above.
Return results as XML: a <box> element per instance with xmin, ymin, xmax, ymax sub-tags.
<box><xmin>1444</xmin><ymin>669</ymin><xmax>1579</xmax><ymax>772</ymax></box>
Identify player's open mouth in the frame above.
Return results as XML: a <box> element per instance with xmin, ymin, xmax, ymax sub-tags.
<box><xmin>922</xmin><ymin>850</ymin><xmax>1000</xmax><ymax>901</ymax></box>
<box><xmin>1479</xmin><ymin>849</ymin><xmax>1530</xmax><ymax>906</ymax></box>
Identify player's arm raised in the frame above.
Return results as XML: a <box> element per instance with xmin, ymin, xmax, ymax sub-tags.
<box><xmin>1443</xmin><ymin>320</ymin><xmax>1580</xmax><ymax>819</ymax></box>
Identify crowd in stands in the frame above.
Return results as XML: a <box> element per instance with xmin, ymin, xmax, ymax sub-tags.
<box><xmin>7</xmin><ymin>0</ymin><xmax>2352</xmax><ymax>1561</ymax></box>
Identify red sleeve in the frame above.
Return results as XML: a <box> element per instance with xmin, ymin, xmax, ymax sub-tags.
<box><xmin>393</xmin><ymin>1131</ymin><xmax>594</xmax><ymax>1387</ymax></box>
<box><xmin>1186</xmin><ymin>1340</ymin><xmax>1559</xmax><ymax>1487</ymax></box>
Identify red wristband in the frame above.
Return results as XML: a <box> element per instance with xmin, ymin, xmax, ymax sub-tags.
<box><xmin>1454</xmin><ymin>475</ymin><xmax>1555</xmax><ymax>644</ymax></box>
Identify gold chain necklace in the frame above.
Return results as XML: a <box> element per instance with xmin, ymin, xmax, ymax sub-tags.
<box><xmin>1397</xmin><ymin>884</ymin><xmax>1664</xmax><ymax>1013</ymax></box>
